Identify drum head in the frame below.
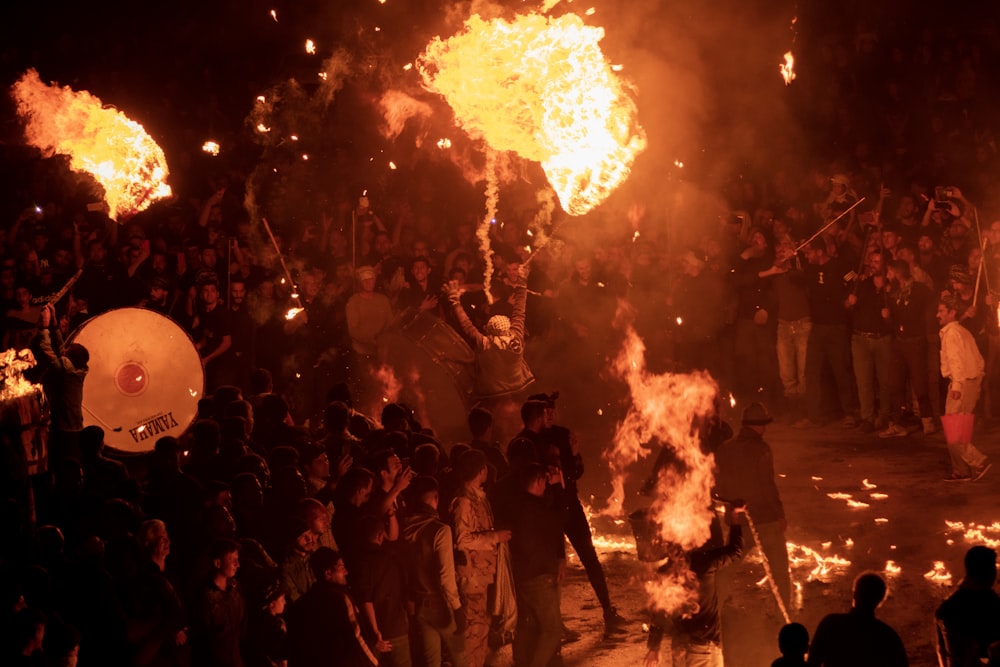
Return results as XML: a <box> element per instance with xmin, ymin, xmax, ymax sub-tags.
<box><xmin>68</xmin><ymin>308</ymin><xmax>204</xmax><ymax>454</ymax></box>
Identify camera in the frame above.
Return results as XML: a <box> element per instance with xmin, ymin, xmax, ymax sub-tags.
<box><xmin>934</xmin><ymin>186</ymin><xmax>954</xmax><ymax>204</ymax></box>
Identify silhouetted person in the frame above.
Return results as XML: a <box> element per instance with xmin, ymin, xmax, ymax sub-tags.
<box><xmin>936</xmin><ymin>546</ymin><xmax>1000</xmax><ymax>666</ymax></box>
<box><xmin>807</xmin><ymin>573</ymin><xmax>908</xmax><ymax>667</ymax></box>
<box><xmin>772</xmin><ymin>622</ymin><xmax>809</xmax><ymax>666</ymax></box>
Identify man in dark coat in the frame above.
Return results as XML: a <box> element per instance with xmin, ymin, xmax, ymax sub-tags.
<box><xmin>936</xmin><ymin>546</ymin><xmax>1000</xmax><ymax>666</ymax></box>
<box><xmin>807</xmin><ymin>573</ymin><xmax>908</xmax><ymax>667</ymax></box>
<box><xmin>286</xmin><ymin>547</ymin><xmax>377</xmax><ymax>667</ymax></box>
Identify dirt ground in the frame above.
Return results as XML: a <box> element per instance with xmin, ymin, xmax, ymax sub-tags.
<box><xmin>496</xmin><ymin>408</ymin><xmax>1000</xmax><ymax>667</ymax></box>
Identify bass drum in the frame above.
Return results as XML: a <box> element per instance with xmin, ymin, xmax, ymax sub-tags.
<box><xmin>68</xmin><ymin>308</ymin><xmax>204</xmax><ymax>454</ymax></box>
<box><xmin>377</xmin><ymin>311</ymin><xmax>474</xmax><ymax>444</ymax></box>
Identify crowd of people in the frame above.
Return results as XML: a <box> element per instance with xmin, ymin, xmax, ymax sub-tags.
<box><xmin>5</xmin><ymin>5</ymin><xmax>1000</xmax><ymax>667</ymax></box>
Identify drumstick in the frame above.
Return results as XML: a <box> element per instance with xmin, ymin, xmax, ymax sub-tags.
<box><xmin>260</xmin><ymin>217</ymin><xmax>303</xmax><ymax>312</ymax></box>
<box><xmin>82</xmin><ymin>403</ymin><xmax>123</xmax><ymax>432</ymax></box>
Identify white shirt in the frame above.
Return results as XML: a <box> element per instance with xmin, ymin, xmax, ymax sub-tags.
<box><xmin>939</xmin><ymin>321</ymin><xmax>985</xmax><ymax>389</ymax></box>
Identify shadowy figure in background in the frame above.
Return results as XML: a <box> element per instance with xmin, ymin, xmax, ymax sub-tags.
<box><xmin>807</xmin><ymin>572</ymin><xmax>908</xmax><ymax>667</ymax></box>
<box><xmin>936</xmin><ymin>545</ymin><xmax>1000</xmax><ymax>667</ymax></box>
<box><xmin>771</xmin><ymin>622</ymin><xmax>809</xmax><ymax>666</ymax></box>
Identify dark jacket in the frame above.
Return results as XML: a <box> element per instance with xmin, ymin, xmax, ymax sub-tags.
<box><xmin>192</xmin><ymin>579</ymin><xmax>245</xmax><ymax>667</ymax></box>
<box><xmin>37</xmin><ymin>328</ymin><xmax>87</xmax><ymax>432</ymax></box>
<box><xmin>936</xmin><ymin>583</ymin><xmax>1000</xmax><ymax>667</ymax></box>
<box><xmin>508</xmin><ymin>490</ymin><xmax>565</xmax><ymax>583</ymax></box>
<box><xmin>713</xmin><ymin>427</ymin><xmax>785</xmax><ymax>525</ymax></box>
<box><xmin>400</xmin><ymin>504</ymin><xmax>461</xmax><ymax>610</ymax></box>
<box><xmin>286</xmin><ymin>580</ymin><xmax>376</xmax><ymax>667</ymax></box>
<box><xmin>807</xmin><ymin>608</ymin><xmax>908</xmax><ymax>667</ymax></box>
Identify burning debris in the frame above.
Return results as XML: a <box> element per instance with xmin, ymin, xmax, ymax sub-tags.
<box><xmin>779</xmin><ymin>51</ymin><xmax>796</xmax><ymax>85</ymax></box>
<box><xmin>786</xmin><ymin>541</ymin><xmax>852</xmax><ymax>583</ymax></box>
<box><xmin>11</xmin><ymin>69</ymin><xmax>171</xmax><ymax>221</ymax></box>
<box><xmin>0</xmin><ymin>348</ymin><xmax>43</xmax><ymax>402</ymax></box>
<box><xmin>944</xmin><ymin>520</ymin><xmax>1000</xmax><ymax>549</ymax></box>
<box><xmin>924</xmin><ymin>561</ymin><xmax>953</xmax><ymax>585</ymax></box>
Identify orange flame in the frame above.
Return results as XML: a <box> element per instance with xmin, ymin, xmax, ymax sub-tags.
<box><xmin>603</xmin><ymin>320</ymin><xmax>717</xmax><ymax>613</ymax></box>
<box><xmin>780</xmin><ymin>51</ymin><xmax>796</xmax><ymax>85</ymax></box>
<box><xmin>419</xmin><ymin>12</ymin><xmax>646</xmax><ymax>216</ymax></box>
<box><xmin>0</xmin><ymin>348</ymin><xmax>42</xmax><ymax>402</ymax></box>
<box><xmin>11</xmin><ymin>69</ymin><xmax>171</xmax><ymax>222</ymax></box>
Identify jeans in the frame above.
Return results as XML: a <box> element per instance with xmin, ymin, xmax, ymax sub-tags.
<box><xmin>564</xmin><ymin>498</ymin><xmax>611</xmax><ymax>611</ymax></box>
<box><xmin>381</xmin><ymin>634</ymin><xmax>412</xmax><ymax>667</ymax></box>
<box><xmin>670</xmin><ymin>641</ymin><xmax>723</xmax><ymax>667</ymax></box>
<box><xmin>413</xmin><ymin>597</ymin><xmax>467</xmax><ymax>667</ymax></box>
<box><xmin>513</xmin><ymin>575</ymin><xmax>561</xmax><ymax>667</ymax></box>
<box><xmin>734</xmin><ymin>319</ymin><xmax>779</xmax><ymax>400</ymax></box>
<box><xmin>777</xmin><ymin>318</ymin><xmax>811</xmax><ymax>397</ymax></box>
<box><xmin>890</xmin><ymin>337</ymin><xmax>932</xmax><ymax>420</ymax></box>
<box><xmin>851</xmin><ymin>333</ymin><xmax>892</xmax><ymax>422</ymax></box>
<box><xmin>945</xmin><ymin>377</ymin><xmax>988</xmax><ymax>476</ymax></box>
<box><xmin>806</xmin><ymin>323</ymin><xmax>859</xmax><ymax>422</ymax></box>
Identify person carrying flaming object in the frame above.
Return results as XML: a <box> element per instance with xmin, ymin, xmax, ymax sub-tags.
<box><xmin>644</xmin><ymin>503</ymin><xmax>746</xmax><ymax>667</ymax></box>
<box><xmin>444</xmin><ymin>263</ymin><xmax>534</xmax><ymax>401</ymax></box>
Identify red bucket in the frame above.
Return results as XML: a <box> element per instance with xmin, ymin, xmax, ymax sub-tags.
<box><xmin>940</xmin><ymin>414</ymin><xmax>974</xmax><ymax>445</ymax></box>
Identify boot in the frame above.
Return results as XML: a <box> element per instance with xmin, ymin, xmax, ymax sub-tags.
<box><xmin>922</xmin><ymin>417</ymin><xmax>937</xmax><ymax>435</ymax></box>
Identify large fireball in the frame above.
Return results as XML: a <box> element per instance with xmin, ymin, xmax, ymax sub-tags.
<box><xmin>11</xmin><ymin>69</ymin><xmax>172</xmax><ymax>221</ymax></box>
<box><xmin>418</xmin><ymin>12</ymin><xmax>646</xmax><ymax>216</ymax></box>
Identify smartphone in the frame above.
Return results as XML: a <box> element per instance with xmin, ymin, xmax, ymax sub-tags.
<box><xmin>934</xmin><ymin>187</ymin><xmax>949</xmax><ymax>204</ymax></box>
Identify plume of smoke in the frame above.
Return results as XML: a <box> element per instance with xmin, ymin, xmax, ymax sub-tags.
<box><xmin>378</xmin><ymin>90</ymin><xmax>434</xmax><ymax>140</ymax></box>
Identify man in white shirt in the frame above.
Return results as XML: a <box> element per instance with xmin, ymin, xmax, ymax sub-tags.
<box><xmin>937</xmin><ymin>297</ymin><xmax>991</xmax><ymax>482</ymax></box>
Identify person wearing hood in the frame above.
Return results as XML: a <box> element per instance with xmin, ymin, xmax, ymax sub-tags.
<box><xmin>446</xmin><ymin>263</ymin><xmax>534</xmax><ymax>400</ymax></box>
<box><xmin>401</xmin><ymin>475</ymin><xmax>467</xmax><ymax>667</ymax></box>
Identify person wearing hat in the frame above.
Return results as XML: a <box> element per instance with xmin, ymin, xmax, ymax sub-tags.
<box><xmin>713</xmin><ymin>402</ymin><xmax>791</xmax><ymax>608</ymax></box>
<box><xmin>345</xmin><ymin>265</ymin><xmax>394</xmax><ymax>358</ymax></box>
<box><xmin>937</xmin><ymin>297</ymin><xmax>991</xmax><ymax>482</ymax></box>
<box><xmin>446</xmin><ymin>262</ymin><xmax>534</xmax><ymax>400</ymax></box>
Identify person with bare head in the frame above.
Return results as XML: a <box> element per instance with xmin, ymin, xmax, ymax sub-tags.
<box><xmin>796</xmin><ymin>237</ymin><xmax>860</xmax><ymax>428</ymax></box>
<box><xmin>846</xmin><ymin>248</ymin><xmax>893</xmax><ymax>433</ymax></box>
<box><xmin>191</xmin><ymin>538</ymin><xmax>245</xmax><ymax>667</ymax></box>
<box><xmin>937</xmin><ymin>296</ymin><xmax>991</xmax><ymax>482</ymax></box>
<box><xmin>807</xmin><ymin>573</ymin><xmax>907</xmax><ymax>666</ymax></box>
<box><xmin>936</xmin><ymin>545</ymin><xmax>1000</xmax><ymax>666</ymax></box>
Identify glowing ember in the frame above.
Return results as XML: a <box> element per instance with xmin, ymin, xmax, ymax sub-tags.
<box><xmin>0</xmin><ymin>348</ymin><xmax>43</xmax><ymax>402</ymax></box>
<box><xmin>256</xmin><ymin>123</ymin><xmax>271</xmax><ymax>133</ymax></box>
<box><xmin>924</xmin><ymin>561</ymin><xmax>953</xmax><ymax>585</ymax></box>
<box><xmin>780</xmin><ymin>51</ymin><xmax>796</xmax><ymax>85</ymax></box>
<box><xmin>875</xmin><ymin>517</ymin><xmax>889</xmax><ymax>524</ymax></box>
<box><xmin>305</xmin><ymin>39</ymin><xmax>316</xmax><ymax>54</ymax></box>
<box><xmin>945</xmin><ymin>520</ymin><xmax>1000</xmax><ymax>549</ymax></box>
<box><xmin>870</xmin><ymin>492</ymin><xmax>888</xmax><ymax>500</ymax></box>
<box><xmin>437</xmin><ymin>138</ymin><xmax>452</xmax><ymax>149</ymax></box>
<box><xmin>419</xmin><ymin>12</ymin><xmax>646</xmax><ymax>216</ymax></box>
<box><xmin>862</xmin><ymin>478</ymin><xmax>877</xmax><ymax>489</ymax></box>
<box><xmin>885</xmin><ymin>560</ymin><xmax>902</xmax><ymax>576</ymax></box>
<box><xmin>811</xmin><ymin>476</ymin><xmax>823</xmax><ymax>481</ymax></box>
<box><xmin>786</xmin><ymin>541</ymin><xmax>851</xmax><ymax>583</ymax></box>
<box><xmin>285</xmin><ymin>307</ymin><xmax>304</xmax><ymax>320</ymax></box>
<box><xmin>728</xmin><ymin>392</ymin><xmax>736</xmax><ymax>408</ymax></box>
<box><xmin>12</xmin><ymin>69</ymin><xmax>172</xmax><ymax>222</ymax></box>
<box><xmin>202</xmin><ymin>140</ymin><xmax>220</xmax><ymax>156</ymax></box>
<box><xmin>269</xmin><ymin>9</ymin><xmax>277</xmax><ymax>21</ymax></box>
<box><xmin>846</xmin><ymin>499</ymin><xmax>870</xmax><ymax>509</ymax></box>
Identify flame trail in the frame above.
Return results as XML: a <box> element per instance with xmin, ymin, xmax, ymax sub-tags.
<box><xmin>780</xmin><ymin>51</ymin><xmax>796</xmax><ymax>85</ymax></box>
<box><xmin>11</xmin><ymin>69</ymin><xmax>171</xmax><ymax>221</ymax></box>
<box><xmin>604</xmin><ymin>317</ymin><xmax>717</xmax><ymax>613</ymax></box>
<box><xmin>479</xmin><ymin>149</ymin><xmax>499</xmax><ymax>303</ymax></box>
<box><xmin>419</xmin><ymin>12</ymin><xmax>646</xmax><ymax>216</ymax></box>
